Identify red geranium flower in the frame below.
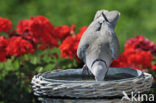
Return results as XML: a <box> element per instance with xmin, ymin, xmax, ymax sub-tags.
<box><xmin>125</xmin><ymin>35</ymin><xmax>156</xmax><ymax>55</ymax></box>
<box><xmin>111</xmin><ymin>35</ymin><xmax>154</xmax><ymax>71</ymax></box>
<box><xmin>6</xmin><ymin>37</ymin><xmax>35</xmax><ymax>56</ymax></box>
<box><xmin>59</xmin><ymin>26</ymin><xmax>87</xmax><ymax>59</ymax></box>
<box><xmin>54</xmin><ymin>25</ymin><xmax>76</xmax><ymax>39</ymax></box>
<box><xmin>111</xmin><ymin>48</ymin><xmax>153</xmax><ymax>71</ymax></box>
<box><xmin>16</xmin><ymin>19</ymin><xmax>33</xmax><ymax>34</ymax></box>
<box><xmin>0</xmin><ymin>36</ymin><xmax>8</xmax><ymax>62</ymax></box>
<box><xmin>0</xmin><ymin>17</ymin><xmax>12</xmax><ymax>33</ymax></box>
<box><xmin>16</xmin><ymin>16</ymin><xmax>58</xmax><ymax>50</ymax></box>
<box><xmin>152</xmin><ymin>64</ymin><xmax>156</xmax><ymax>71</ymax></box>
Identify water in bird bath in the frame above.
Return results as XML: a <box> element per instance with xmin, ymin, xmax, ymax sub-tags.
<box><xmin>49</xmin><ymin>73</ymin><xmax>135</xmax><ymax>81</ymax></box>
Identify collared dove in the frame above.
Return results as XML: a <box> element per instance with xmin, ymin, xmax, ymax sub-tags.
<box><xmin>77</xmin><ymin>10</ymin><xmax>120</xmax><ymax>81</ymax></box>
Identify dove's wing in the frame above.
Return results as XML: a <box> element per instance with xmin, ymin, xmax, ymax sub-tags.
<box><xmin>77</xmin><ymin>17</ymin><xmax>104</xmax><ymax>59</ymax></box>
<box><xmin>109</xmin><ymin>32</ymin><xmax>120</xmax><ymax>59</ymax></box>
<box><xmin>99</xmin><ymin>19</ymin><xmax>120</xmax><ymax>59</ymax></box>
<box><xmin>77</xmin><ymin>39</ymin><xmax>89</xmax><ymax>59</ymax></box>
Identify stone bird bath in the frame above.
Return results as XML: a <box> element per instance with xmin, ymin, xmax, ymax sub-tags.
<box><xmin>31</xmin><ymin>67</ymin><xmax>153</xmax><ymax>103</ymax></box>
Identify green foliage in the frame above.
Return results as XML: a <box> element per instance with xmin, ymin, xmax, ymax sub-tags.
<box><xmin>0</xmin><ymin>48</ymin><xmax>78</xmax><ymax>103</ymax></box>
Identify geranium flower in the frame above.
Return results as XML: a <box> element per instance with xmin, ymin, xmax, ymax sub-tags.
<box><xmin>152</xmin><ymin>64</ymin><xmax>156</xmax><ymax>71</ymax></box>
<box><xmin>0</xmin><ymin>17</ymin><xmax>12</xmax><ymax>33</ymax></box>
<box><xmin>6</xmin><ymin>37</ymin><xmax>35</xmax><ymax>56</ymax></box>
<box><xmin>111</xmin><ymin>35</ymin><xmax>155</xmax><ymax>71</ymax></box>
<box><xmin>16</xmin><ymin>16</ymin><xmax>58</xmax><ymax>50</ymax></box>
<box><xmin>54</xmin><ymin>25</ymin><xmax>76</xmax><ymax>39</ymax></box>
<box><xmin>0</xmin><ymin>36</ymin><xmax>8</xmax><ymax>62</ymax></box>
<box><xmin>125</xmin><ymin>35</ymin><xmax>156</xmax><ymax>55</ymax></box>
<box><xmin>16</xmin><ymin>19</ymin><xmax>33</xmax><ymax>34</ymax></box>
<box><xmin>59</xmin><ymin>26</ymin><xmax>87</xmax><ymax>59</ymax></box>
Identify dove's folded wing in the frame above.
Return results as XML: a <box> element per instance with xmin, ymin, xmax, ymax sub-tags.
<box><xmin>109</xmin><ymin>32</ymin><xmax>120</xmax><ymax>59</ymax></box>
<box><xmin>77</xmin><ymin>39</ymin><xmax>89</xmax><ymax>59</ymax></box>
<box><xmin>77</xmin><ymin>17</ymin><xmax>104</xmax><ymax>59</ymax></box>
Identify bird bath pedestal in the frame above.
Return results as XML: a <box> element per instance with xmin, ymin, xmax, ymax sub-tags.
<box><xmin>31</xmin><ymin>68</ymin><xmax>153</xmax><ymax>103</ymax></box>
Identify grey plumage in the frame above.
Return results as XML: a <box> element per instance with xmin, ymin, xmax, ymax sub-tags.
<box><xmin>77</xmin><ymin>10</ymin><xmax>120</xmax><ymax>81</ymax></box>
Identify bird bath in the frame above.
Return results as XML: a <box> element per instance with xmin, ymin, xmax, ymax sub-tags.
<box><xmin>31</xmin><ymin>68</ymin><xmax>153</xmax><ymax>103</ymax></box>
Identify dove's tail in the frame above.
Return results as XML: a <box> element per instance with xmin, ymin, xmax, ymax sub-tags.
<box><xmin>91</xmin><ymin>59</ymin><xmax>108</xmax><ymax>81</ymax></box>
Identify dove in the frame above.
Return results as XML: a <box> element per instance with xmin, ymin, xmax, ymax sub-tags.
<box><xmin>77</xmin><ymin>10</ymin><xmax>120</xmax><ymax>81</ymax></box>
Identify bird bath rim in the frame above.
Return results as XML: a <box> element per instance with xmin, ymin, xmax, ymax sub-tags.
<box><xmin>38</xmin><ymin>67</ymin><xmax>143</xmax><ymax>83</ymax></box>
<box><xmin>31</xmin><ymin>67</ymin><xmax>152</xmax><ymax>98</ymax></box>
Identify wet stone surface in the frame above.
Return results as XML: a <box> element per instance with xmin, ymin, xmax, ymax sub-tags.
<box><xmin>49</xmin><ymin>73</ymin><xmax>135</xmax><ymax>81</ymax></box>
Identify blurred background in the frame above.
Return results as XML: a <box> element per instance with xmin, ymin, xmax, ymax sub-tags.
<box><xmin>0</xmin><ymin>0</ymin><xmax>156</xmax><ymax>103</ymax></box>
<box><xmin>0</xmin><ymin>0</ymin><xmax>156</xmax><ymax>51</ymax></box>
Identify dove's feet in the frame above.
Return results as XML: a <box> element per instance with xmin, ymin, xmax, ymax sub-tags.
<box><xmin>82</xmin><ymin>64</ymin><xmax>90</xmax><ymax>75</ymax></box>
<box><xmin>82</xmin><ymin>64</ymin><xmax>93</xmax><ymax>80</ymax></box>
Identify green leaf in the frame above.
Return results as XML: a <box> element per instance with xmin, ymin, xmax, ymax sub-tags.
<box><xmin>44</xmin><ymin>64</ymin><xmax>55</xmax><ymax>72</ymax></box>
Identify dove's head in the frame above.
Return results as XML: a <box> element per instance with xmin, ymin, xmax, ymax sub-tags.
<box><xmin>85</xmin><ymin>10</ymin><xmax>120</xmax><ymax>34</ymax></box>
<box><xmin>94</xmin><ymin>10</ymin><xmax>120</xmax><ymax>29</ymax></box>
